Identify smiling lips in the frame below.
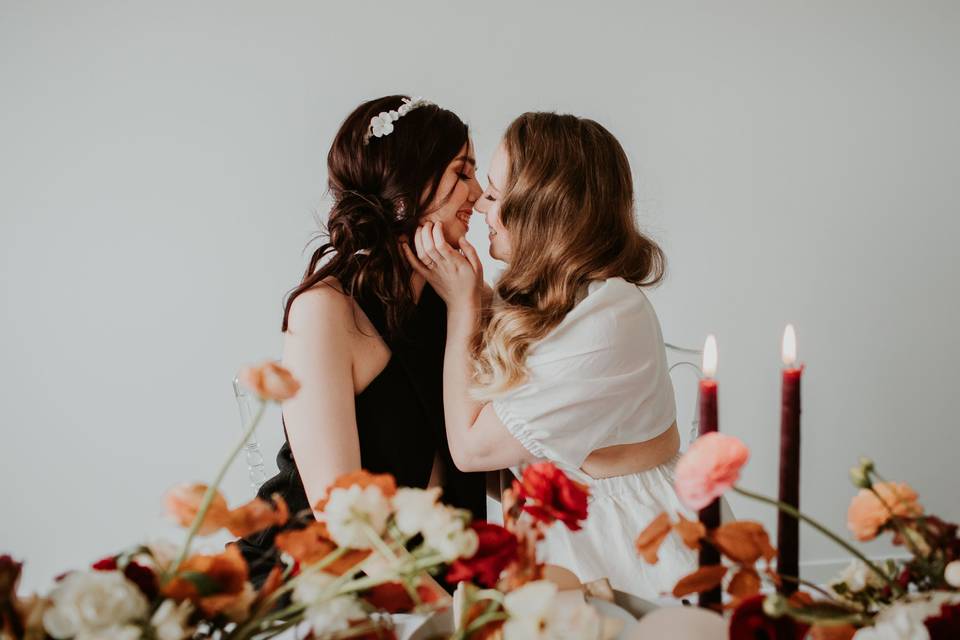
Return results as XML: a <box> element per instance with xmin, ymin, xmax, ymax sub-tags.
<box><xmin>456</xmin><ymin>208</ymin><xmax>472</xmax><ymax>229</ymax></box>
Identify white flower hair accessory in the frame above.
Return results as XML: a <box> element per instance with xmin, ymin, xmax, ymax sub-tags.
<box><xmin>364</xmin><ymin>97</ymin><xmax>433</xmax><ymax>144</ymax></box>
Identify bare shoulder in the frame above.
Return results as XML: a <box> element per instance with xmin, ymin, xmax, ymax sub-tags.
<box><xmin>285</xmin><ymin>277</ymin><xmax>354</xmax><ymax>337</ymax></box>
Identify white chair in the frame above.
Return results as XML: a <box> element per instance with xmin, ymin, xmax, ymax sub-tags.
<box><xmin>664</xmin><ymin>342</ymin><xmax>704</xmax><ymax>450</ymax></box>
<box><xmin>665</xmin><ymin>341</ymin><xmax>735</xmax><ymax>524</ymax></box>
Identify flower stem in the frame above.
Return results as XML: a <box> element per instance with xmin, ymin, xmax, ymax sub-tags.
<box><xmin>465</xmin><ymin>611</ymin><xmax>509</xmax><ymax>635</ymax></box>
<box><xmin>775</xmin><ymin>573</ymin><xmax>841</xmax><ymax>601</ymax></box>
<box><xmin>732</xmin><ymin>486</ymin><xmax>902</xmax><ymax>594</ymax></box>
<box><xmin>164</xmin><ymin>399</ymin><xmax>267</xmax><ymax>583</ymax></box>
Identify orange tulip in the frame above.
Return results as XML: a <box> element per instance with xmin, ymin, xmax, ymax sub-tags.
<box><xmin>226</xmin><ymin>494</ymin><xmax>289</xmax><ymax>538</ymax></box>
<box><xmin>238</xmin><ymin>361</ymin><xmax>300</xmax><ymax>401</ymax></box>
<box><xmin>163</xmin><ymin>483</ymin><xmax>231</xmax><ymax>536</ymax></box>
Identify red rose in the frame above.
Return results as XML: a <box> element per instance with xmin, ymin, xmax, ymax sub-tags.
<box><xmin>729</xmin><ymin>594</ymin><xmax>807</xmax><ymax>640</ymax></box>
<box><xmin>926</xmin><ymin>602</ymin><xmax>960</xmax><ymax>640</ymax></box>
<box><xmin>363</xmin><ymin>582</ymin><xmax>414</xmax><ymax>613</ymax></box>
<box><xmin>92</xmin><ymin>555</ymin><xmax>158</xmax><ymax>600</ymax></box>
<box><xmin>446</xmin><ymin>521</ymin><xmax>519</xmax><ymax>587</ymax></box>
<box><xmin>513</xmin><ymin>462</ymin><xmax>589</xmax><ymax>531</ymax></box>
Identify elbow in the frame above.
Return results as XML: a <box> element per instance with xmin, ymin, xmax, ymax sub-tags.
<box><xmin>449</xmin><ymin>445</ymin><xmax>487</xmax><ymax>473</ymax></box>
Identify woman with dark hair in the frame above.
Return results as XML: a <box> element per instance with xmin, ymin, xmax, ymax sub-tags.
<box><xmin>405</xmin><ymin>112</ymin><xmax>697</xmax><ymax>598</ymax></box>
<box><xmin>239</xmin><ymin>96</ymin><xmax>486</xmax><ymax>585</ymax></box>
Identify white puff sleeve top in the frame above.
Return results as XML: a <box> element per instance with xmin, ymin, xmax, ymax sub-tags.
<box><xmin>492</xmin><ymin>277</ymin><xmax>676</xmax><ymax>470</ymax></box>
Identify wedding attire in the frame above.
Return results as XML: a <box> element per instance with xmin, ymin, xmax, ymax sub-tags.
<box><xmin>238</xmin><ymin>282</ymin><xmax>486</xmax><ymax>586</ymax></box>
<box><xmin>493</xmin><ymin>277</ymin><xmax>697</xmax><ymax>598</ymax></box>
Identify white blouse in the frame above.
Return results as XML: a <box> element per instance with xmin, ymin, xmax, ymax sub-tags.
<box><xmin>492</xmin><ymin>277</ymin><xmax>677</xmax><ymax>469</ymax></box>
<box><xmin>489</xmin><ymin>277</ymin><xmax>695</xmax><ymax>597</ymax></box>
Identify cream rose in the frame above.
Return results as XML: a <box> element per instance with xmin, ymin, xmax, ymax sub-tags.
<box><xmin>43</xmin><ymin>570</ymin><xmax>148</xmax><ymax>639</ymax></box>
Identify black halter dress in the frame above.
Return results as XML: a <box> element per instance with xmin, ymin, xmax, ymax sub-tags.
<box><xmin>238</xmin><ymin>283</ymin><xmax>486</xmax><ymax>585</ymax></box>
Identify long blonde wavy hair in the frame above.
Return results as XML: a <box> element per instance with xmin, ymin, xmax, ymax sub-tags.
<box><xmin>471</xmin><ymin>112</ymin><xmax>666</xmax><ymax>398</ymax></box>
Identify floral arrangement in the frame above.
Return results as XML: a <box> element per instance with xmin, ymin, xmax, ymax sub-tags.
<box><xmin>0</xmin><ymin>362</ymin><xmax>484</xmax><ymax>640</ymax></box>
<box><xmin>637</xmin><ymin>432</ymin><xmax>960</xmax><ymax>639</ymax></box>
<box><xmin>445</xmin><ymin>462</ymin><xmax>618</xmax><ymax>640</ymax></box>
<box><xmin>0</xmin><ymin>362</ymin><xmax>620</xmax><ymax>640</ymax></box>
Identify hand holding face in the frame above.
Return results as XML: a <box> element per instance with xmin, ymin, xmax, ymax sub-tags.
<box><xmin>402</xmin><ymin>221</ymin><xmax>483</xmax><ymax>310</ymax></box>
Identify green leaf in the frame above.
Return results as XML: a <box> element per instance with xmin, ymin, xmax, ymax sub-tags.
<box><xmin>178</xmin><ymin>571</ymin><xmax>223</xmax><ymax>596</ymax></box>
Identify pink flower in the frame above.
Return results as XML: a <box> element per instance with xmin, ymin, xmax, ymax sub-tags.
<box><xmin>674</xmin><ymin>432</ymin><xmax>750</xmax><ymax>510</ymax></box>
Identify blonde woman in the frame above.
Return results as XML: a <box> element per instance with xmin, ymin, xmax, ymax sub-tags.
<box><xmin>402</xmin><ymin>112</ymin><xmax>696</xmax><ymax>598</ymax></box>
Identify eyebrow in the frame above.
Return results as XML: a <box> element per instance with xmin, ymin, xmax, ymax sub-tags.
<box><xmin>487</xmin><ymin>174</ymin><xmax>499</xmax><ymax>191</ymax></box>
<box><xmin>454</xmin><ymin>155</ymin><xmax>476</xmax><ymax>166</ymax></box>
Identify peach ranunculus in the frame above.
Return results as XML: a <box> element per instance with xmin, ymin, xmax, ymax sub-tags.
<box><xmin>225</xmin><ymin>494</ymin><xmax>289</xmax><ymax>538</ymax></box>
<box><xmin>163</xmin><ymin>483</ymin><xmax>231</xmax><ymax>536</ymax></box>
<box><xmin>163</xmin><ymin>484</ymin><xmax>288</xmax><ymax>537</ymax></box>
<box><xmin>238</xmin><ymin>361</ymin><xmax>300</xmax><ymax>401</ymax></box>
<box><xmin>161</xmin><ymin>544</ymin><xmax>251</xmax><ymax>619</ymax></box>
<box><xmin>846</xmin><ymin>481</ymin><xmax>923</xmax><ymax>541</ymax></box>
<box><xmin>674</xmin><ymin>432</ymin><xmax>750</xmax><ymax>510</ymax></box>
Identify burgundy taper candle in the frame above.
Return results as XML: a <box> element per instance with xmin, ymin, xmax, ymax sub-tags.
<box><xmin>777</xmin><ymin>324</ymin><xmax>803</xmax><ymax>596</ymax></box>
<box><xmin>698</xmin><ymin>335</ymin><xmax>722</xmax><ymax>609</ymax></box>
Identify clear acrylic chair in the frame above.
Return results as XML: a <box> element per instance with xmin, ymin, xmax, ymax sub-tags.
<box><xmin>232</xmin><ymin>376</ymin><xmax>269</xmax><ymax>494</ymax></box>
<box><xmin>665</xmin><ymin>341</ymin><xmax>735</xmax><ymax>523</ymax></box>
<box><xmin>665</xmin><ymin>342</ymin><xmax>704</xmax><ymax>450</ymax></box>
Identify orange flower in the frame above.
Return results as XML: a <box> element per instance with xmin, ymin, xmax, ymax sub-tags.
<box><xmin>163</xmin><ymin>483</ymin><xmax>231</xmax><ymax>535</ymax></box>
<box><xmin>846</xmin><ymin>481</ymin><xmax>923</xmax><ymax>541</ymax></box>
<box><xmin>674</xmin><ymin>432</ymin><xmax>750</xmax><ymax>510</ymax></box>
<box><xmin>274</xmin><ymin>522</ymin><xmax>370</xmax><ymax>575</ymax></box>
<box><xmin>237</xmin><ymin>361</ymin><xmax>300</xmax><ymax>401</ymax></box>
<box><xmin>313</xmin><ymin>470</ymin><xmax>398</xmax><ymax>512</ymax></box>
<box><xmin>226</xmin><ymin>494</ymin><xmax>289</xmax><ymax>538</ymax></box>
<box><xmin>163</xmin><ymin>486</ymin><xmax>288</xmax><ymax>538</ymax></box>
<box><xmin>161</xmin><ymin>544</ymin><xmax>251</xmax><ymax>618</ymax></box>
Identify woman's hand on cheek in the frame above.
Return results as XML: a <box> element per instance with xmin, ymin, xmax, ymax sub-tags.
<box><xmin>402</xmin><ymin>221</ymin><xmax>483</xmax><ymax>311</ymax></box>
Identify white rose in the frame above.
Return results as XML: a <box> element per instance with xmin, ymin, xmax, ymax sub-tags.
<box><xmin>303</xmin><ymin>595</ymin><xmax>366</xmax><ymax>635</ymax></box>
<box><xmin>43</xmin><ymin>571</ymin><xmax>148</xmax><ymax>639</ymax></box>
<box><xmin>77</xmin><ymin>624</ymin><xmax>142</xmax><ymax>640</ymax></box>
<box><xmin>150</xmin><ymin>599</ymin><xmax>194</xmax><ymax>640</ymax></box>
<box><xmin>833</xmin><ymin>560</ymin><xmax>887</xmax><ymax>593</ymax></box>
<box><xmin>323</xmin><ymin>484</ymin><xmax>392</xmax><ymax>549</ymax></box>
<box><xmin>502</xmin><ymin>581</ymin><xmax>601</xmax><ymax>640</ymax></box>
<box><xmin>292</xmin><ymin>571</ymin><xmax>338</xmax><ymax>606</ymax></box>
<box><xmin>422</xmin><ymin>506</ymin><xmax>478</xmax><ymax>561</ymax></box>
<box><xmin>392</xmin><ymin>487</ymin><xmax>442</xmax><ymax>536</ymax></box>
<box><xmin>853</xmin><ymin>591</ymin><xmax>960</xmax><ymax>640</ymax></box>
<box><xmin>945</xmin><ymin>560</ymin><xmax>960</xmax><ymax>588</ymax></box>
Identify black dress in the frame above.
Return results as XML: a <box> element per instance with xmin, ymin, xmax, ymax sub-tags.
<box><xmin>238</xmin><ymin>283</ymin><xmax>486</xmax><ymax>585</ymax></box>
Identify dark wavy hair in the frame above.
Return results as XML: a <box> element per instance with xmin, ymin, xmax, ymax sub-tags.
<box><xmin>282</xmin><ymin>95</ymin><xmax>470</xmax><ymax>334</ymax></box>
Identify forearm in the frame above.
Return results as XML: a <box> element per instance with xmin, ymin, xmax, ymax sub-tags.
<box><xmin>442</xmin><ymin>303</ymin><xmax>485</xmax><ymax>463</ymax></box>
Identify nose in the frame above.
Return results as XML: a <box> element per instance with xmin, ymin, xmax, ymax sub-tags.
<box><xmin>467</xmin><ymin>174</ymin><xmax>482</xmax><ymax>204</ymax></box>
<box><xmin>474</xmin><ymin>192</ymin><xmax>488</xmax><ymax>214</ymax></box>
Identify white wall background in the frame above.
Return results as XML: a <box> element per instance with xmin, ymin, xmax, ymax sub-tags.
<box><xmin>2</xmin><ymin>0</ymin><xmax>958</xmax><ymax>591</ymax></box>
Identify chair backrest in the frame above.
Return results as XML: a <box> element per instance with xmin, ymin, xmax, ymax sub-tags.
<box><xmin>664</xmin><ymin>342</ymin><xmax>703</xmax><ymax>450</ymax></box>
<box><xmin>232</xmin><ymin>376</ymin><xmax>268</xmax><ymax>493</ymax></box>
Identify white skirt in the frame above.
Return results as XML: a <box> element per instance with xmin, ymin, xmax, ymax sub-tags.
<box><xmin>536</xmin><ymin>454</ymin><xmax>697</xmax><ymax>599</ymax></box>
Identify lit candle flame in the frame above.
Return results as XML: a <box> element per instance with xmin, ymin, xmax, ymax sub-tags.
<box><xmin>702</xmin><ymin>334</ymin><xmax>718</xmax><ymax>378</ymax></box>
<box><xmin>782</xmin><ymin>324</ymin><xmax>797</xmax><ymax>367</ymax></box>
